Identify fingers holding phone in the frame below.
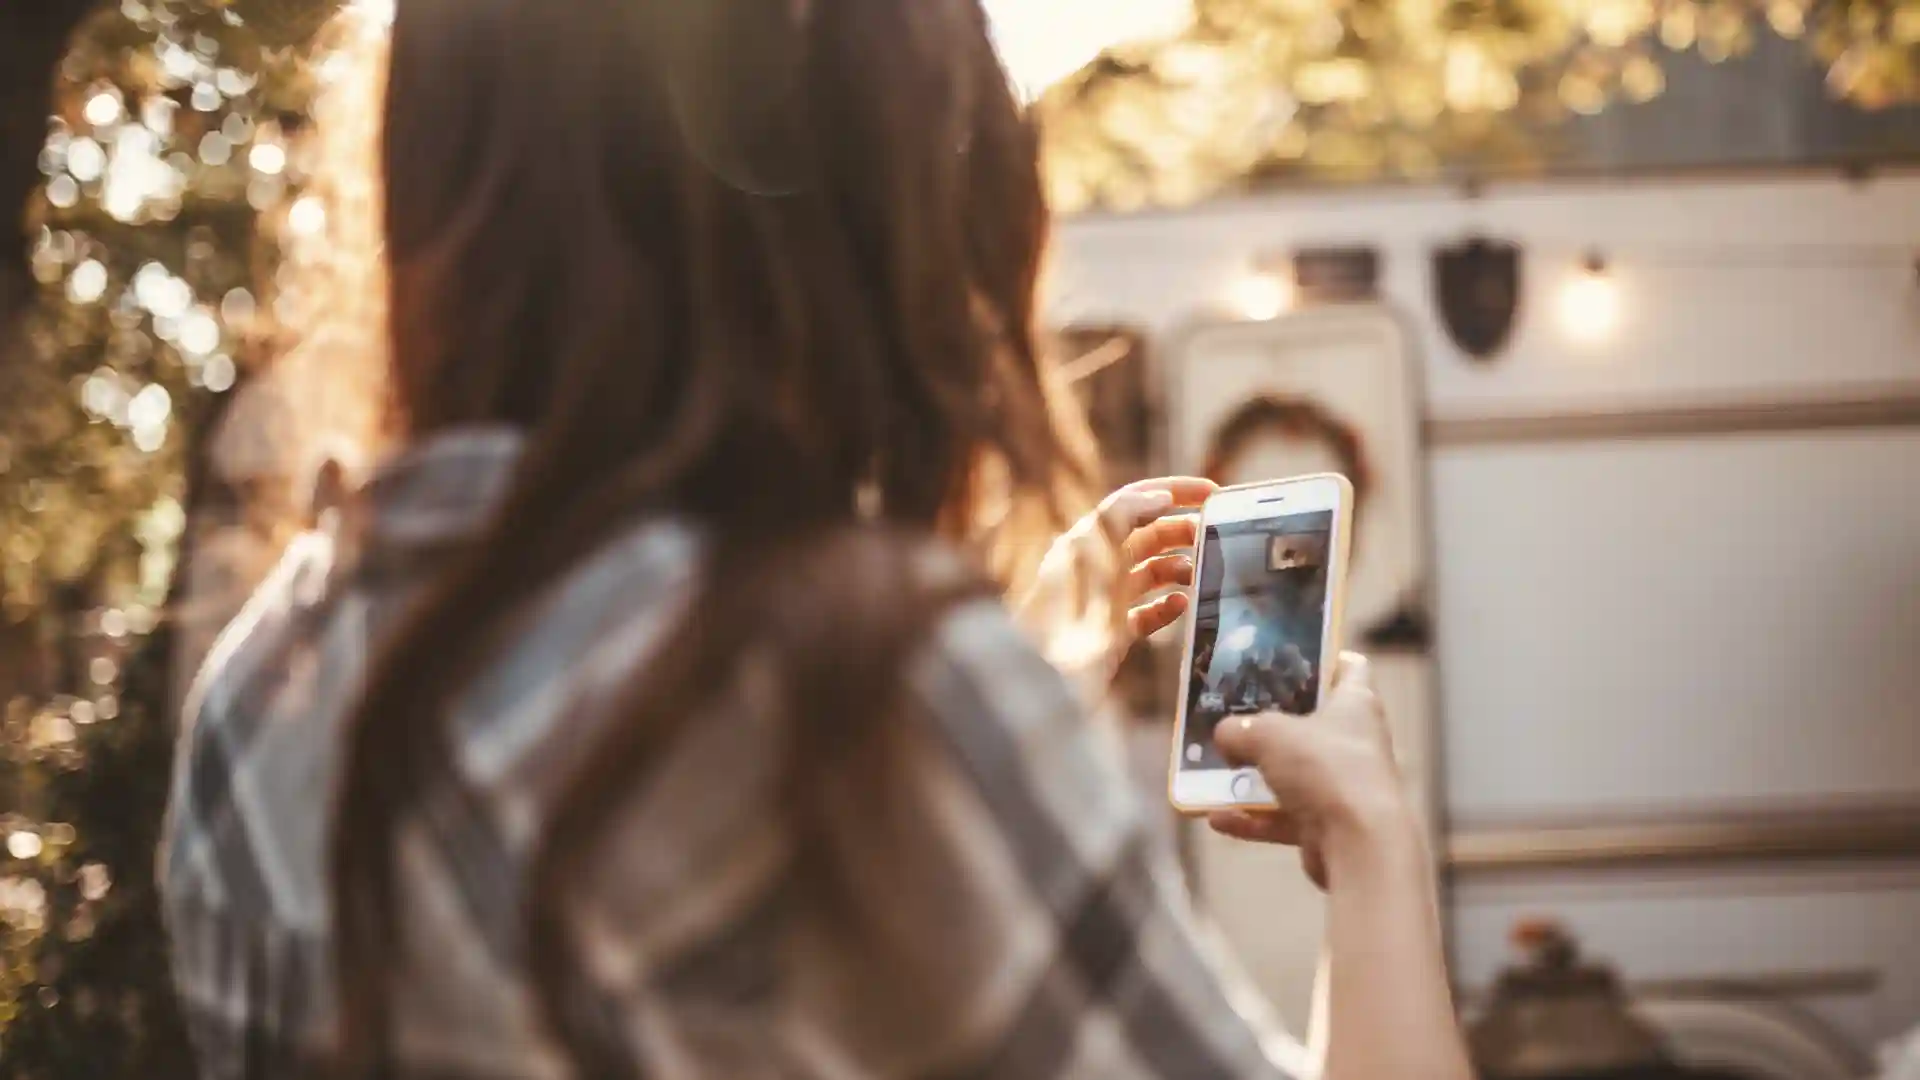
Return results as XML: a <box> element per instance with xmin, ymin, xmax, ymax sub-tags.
<box><xmin>1095</xmin><ymin>477</ymin><xmax>1213</xmax><ymax>640</ymax></box>
<box><xmin>1210</xmin><ymin>652</ymin><xmax>1410</xmax><ymax>869</ymax></box>
<box><xmin>1206</xmin><ymin>806</ymin><xmax>1331</xmax><ymax>890</ymax></box>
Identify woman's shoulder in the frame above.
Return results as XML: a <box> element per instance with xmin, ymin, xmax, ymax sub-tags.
<box><xmin>914</xmin><ymin>593</ymin><xmax>1082</xmax><ymax>736</ymax></box>
<box><xmin>176</xmin><ymin>529</ymin><xmax>340</xmax><ymax>740</ymax></box>
<box><xmin>905</xmin><ymin>578</ymin><xmax>1145</xmax><ymax>864</ymax></box>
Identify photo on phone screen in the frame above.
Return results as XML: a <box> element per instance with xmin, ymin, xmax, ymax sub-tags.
<box><xmin>1179</xmin><ymin>509</ymin><xmax>1334</xmax><ymax>771</ymax></box>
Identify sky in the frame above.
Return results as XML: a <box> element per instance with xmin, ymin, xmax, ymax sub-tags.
<box><xmin>983</xmin><ymin>0</ymin><xmax>1192</xmax><ymax>100</ymax></box>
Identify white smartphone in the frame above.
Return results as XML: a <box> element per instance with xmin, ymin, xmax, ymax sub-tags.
<box><xmin>1168</xmin><ymin>473</ymin><xmax>1356</xmax><ymax>813</ymax></box>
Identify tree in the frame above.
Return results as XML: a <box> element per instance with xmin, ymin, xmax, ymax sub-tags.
<box><xmin>0</xmin><ymin>1</ymin><xmax>336</xmax><ymax>1074</ymax></box>
<box><xmin>0</xmin><ymin>4</ymin><xmax>98</xmax><ymax>353</ymax></box>
<box><xmin>1037</xmin><ymin>0</ymin><xmax>1920</xmax><ymax>211</ymax></box>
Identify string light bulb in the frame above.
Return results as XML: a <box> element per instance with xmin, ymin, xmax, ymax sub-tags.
<box><xmin>1558</xmin><ymin>251</ymin><xmax>1620</xmax><ymax>343</ymax></box>
<box><xmin>1229</xmin><ymin>268</ymin><xmax>1295</xmax><ymax>321</ymax></box>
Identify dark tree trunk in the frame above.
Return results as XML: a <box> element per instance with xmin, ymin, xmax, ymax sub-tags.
<box><xmin>0</xmin><ymin>2</ymin><xmax>98</xmax><ymax>356</ymax></box>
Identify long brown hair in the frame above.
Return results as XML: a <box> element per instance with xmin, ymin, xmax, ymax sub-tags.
<box><xmin>302</xmin><ymin>0</ymin><xmax>1094</xmax><ymax>1071</ymax></box>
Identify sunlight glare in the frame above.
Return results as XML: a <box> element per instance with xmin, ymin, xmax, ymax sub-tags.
<box><xmin>985</xmin><ymin>0</ymin><xmax>1193</xmax><ymax>101</ymax></box>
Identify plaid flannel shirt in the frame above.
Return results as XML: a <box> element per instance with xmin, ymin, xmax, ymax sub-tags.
<box><xmin>160</xmin><ymin>428</ymin><xmax>1308</xmax><ymax>1080</ymax></box>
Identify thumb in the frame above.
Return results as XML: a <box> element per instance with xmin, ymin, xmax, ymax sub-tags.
<box><xmin>1329</xmin><ymin>651</ymin><xmax>1372</xmax><ymax>695</ymax></box>
<box><xmin>1323</xmin><ymin>649</ymin><xmax>1392</xmax><ymax>747</ymax></box>
<box><xmin>1212</xmin><ymin>712</ymin><xmax>1294</xmax><ymax>773</ymax></box>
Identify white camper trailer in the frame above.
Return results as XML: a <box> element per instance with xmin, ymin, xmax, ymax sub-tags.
<box><xmin>1058</xmin><ymin>172</ymin><xmax>1920</xmax><ymax>1079</ymax></box>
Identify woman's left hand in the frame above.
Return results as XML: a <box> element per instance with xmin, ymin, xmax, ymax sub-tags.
<box><xmin>1092</xmin><ymin>477</ymin><xmax>1216</xmax><ymax>640</ymax></box>
<box><xmin>1016</xmin><ymin>477</ymin><xmax>1215</xmax><ymax>697</ymax></box>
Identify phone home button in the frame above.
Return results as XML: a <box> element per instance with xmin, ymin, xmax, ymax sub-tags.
<box><xmin>1230</xmin><ymin>771</ymin><xmax>1256</xmax><ymax>800</ymax></box>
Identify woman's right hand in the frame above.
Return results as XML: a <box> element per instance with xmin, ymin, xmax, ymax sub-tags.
<box><xmin>1206</xmin><ymin>652</ymin><xmax>1417</xmax><ymax>889</ymax></box>
<box><xmin>1211</xmin><ymin>652</ymin><xmax>1472</xmax><ymax>1080</ymax></box>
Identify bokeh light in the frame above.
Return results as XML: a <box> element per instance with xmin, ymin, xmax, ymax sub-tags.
<box><xmin>67</xmin><ymin>260</ymin><xmax>108</xmax><ymax>304</ymax></box>
<box><xmin>249</xmin><ymin>141</ymin><xmax>286</xmax><ymax>176</ymax></box>
<box><xmin>1229</xmin><ymin>271</ymin><xmax>1295</xmax><ymax>322</ymax></box>
<box><xmin>1558</xmin><ymin>256</ymin><xmax>1623</xmax><ymax>343</ymax></box>
<box><xmin>83</xmin><ymin>90</ymin><xmax>124</xmax><ymax>127</ymax></box>
<box><xmin>287</xmin><ymin>195</ymin><xmax>326</xmax><ymax>237</ymax></box>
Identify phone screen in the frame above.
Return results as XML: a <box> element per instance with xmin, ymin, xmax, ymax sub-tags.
<box><xmin>1178</xmin><ymin>509</ymin><xmax>1334</xmax><ymax>772</ymax></box>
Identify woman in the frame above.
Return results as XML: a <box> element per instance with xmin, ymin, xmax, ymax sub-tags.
<box><xmin>159</xmin><ymin>1</ymin><xmax>1470</xmax><ymax>1078</ymax></box>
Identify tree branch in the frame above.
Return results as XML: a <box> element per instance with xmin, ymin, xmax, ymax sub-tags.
<box><xmin>0</xmin><ymin>2</ymin><xmax>100</xmax><ymax>357</ymax></box>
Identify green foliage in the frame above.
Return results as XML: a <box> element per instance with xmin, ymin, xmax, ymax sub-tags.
<box><xmin>1038</xmin><ymin>0</ymin><xmax>1920</xmax><ymax>209</ymax></box>
<box><xmin>0</xmin><ymin>0</ymin><xmax>336</xmax><ymax>1073</ymax></box>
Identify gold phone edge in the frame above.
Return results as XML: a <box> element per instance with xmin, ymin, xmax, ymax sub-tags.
<box><xmin>1165</xmin><ymin>473</ymin><xmax>1357</xmax><ymax>816</ymax></box>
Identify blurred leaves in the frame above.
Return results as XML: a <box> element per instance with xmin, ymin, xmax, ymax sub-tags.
<box><xmin>1037</xmin><ymin>0</ymin><xmax>1920</xmax><ymax>210</ymax></box>
<box><xmin>1</xmin><ymin>0</ymin><xmax>334</xmax><ymax>621</ymax></box>
<box><xmin>2</xmin><ymin>0</ymin><xmax>337</xmax><ymax>1072</ymax></box>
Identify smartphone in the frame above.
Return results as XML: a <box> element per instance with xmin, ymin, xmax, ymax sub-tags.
<box><xmin>1168</xmin><ymin>473</ymin><xmax>1355</xmax><ymax>813</ymax></box>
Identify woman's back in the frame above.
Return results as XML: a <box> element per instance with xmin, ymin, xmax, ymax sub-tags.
<box><xmin>155</xmin><ymin>0</ymin><xmax>1469</xmax><ymax>1074</ymax></box>
<box><xmin>162</xmin><ymin>430</ymin><xmax>1302</xmax><ymax>1078</ymax></box>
